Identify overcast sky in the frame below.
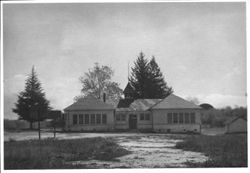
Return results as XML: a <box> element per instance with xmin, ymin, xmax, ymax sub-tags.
<box><xmin>3</xmin><ymin>2</ymin><xmax>246</xmax><ymax>119</ymax></box>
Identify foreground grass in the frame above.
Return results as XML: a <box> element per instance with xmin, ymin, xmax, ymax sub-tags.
<box><xmin>175</xmin><ymin>134</ymin><xmax>247</xmax><ymax>167</ymax></box>
<box><xmin>5</xmin><ymin>137</ymin><xmax>131</xmax><ymax>169</ymax></box>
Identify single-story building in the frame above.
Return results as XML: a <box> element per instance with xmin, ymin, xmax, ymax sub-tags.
<box><xmin>225</xmin><ymin>116</ymin><xmax>247</xmax><ymax>134</ymax></box>
<box><xmin>64</xmin><ymin>89</ymin><xmax>202</xmax><ymax>133</ymax></box>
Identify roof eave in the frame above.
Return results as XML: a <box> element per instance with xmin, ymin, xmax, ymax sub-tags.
<box><xmin>64</xmin><ymin>108</ymin><xmax>115</xmax><ymax>111</ymax></box>
<box><xmin>150</xmin><ymin>107</ymin><xmax>202</xmax><ymax>110</ymax></box>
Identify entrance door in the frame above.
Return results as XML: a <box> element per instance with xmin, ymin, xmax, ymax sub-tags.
<box><xmin>129</xmin><ymin>114</ymin><xmax>137</xmax><ymax>129</ymax></box>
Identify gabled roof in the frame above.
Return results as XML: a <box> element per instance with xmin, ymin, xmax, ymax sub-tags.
<box><xmin>117</xmin><ymin>98</ymin><xmax>135</xmax><ymax>108</ymax></box>
<box><xmin>151</xmin><ymin>94</ymin><xmax>201</xmax><ymax>109</ymax></box>
<box><xmin>129</xmin><ymin>99</ymin><xmax>162</xmax><ymax>111</ymax></box>
<box><xmin>225</xmin><ymin>116</ymin><xmax>247</xmax><ymax>125</ymax></box>
<box><xmin>64</xmin><ymin>95</ymin><xmax>114</xmax><ymax>111</ymax></box>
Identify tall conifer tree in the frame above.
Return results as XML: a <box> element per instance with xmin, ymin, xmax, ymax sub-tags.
<box><xmin>148</xmin><ymin>56</ymin><xmax>173</xmax><ymax>98</ymax></box>
<box><xmin>129</xmin><ymin>52</ymin><xmax>151</xmax><ymax>98</ymax></box>
<box><xmin>129</xmin><ymin>53</ymin><xmax>173</xmax><ymax>99</ymax></box>
<box><xmin>13</xmin><ymin>67</ymin><xmax>51</xmax><ymax>129</ymax></box>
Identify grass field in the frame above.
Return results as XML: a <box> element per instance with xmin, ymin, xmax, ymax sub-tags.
<box><xmin>175</xmin><ymin>134</ymin><xmax>247</xmax><ymax>167</ymax></box>
<box><xmin>4</xmin><ymin>137</ymin><xmax>131</xmax><ymax>169</ymax></box>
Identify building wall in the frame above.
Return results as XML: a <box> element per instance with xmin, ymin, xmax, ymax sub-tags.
<box><xmin>64</xmin><ymin>110</ymin><xmax>115</xmax><ymax>131</ymax></box>
<box><xmin>226</xmin><ymin>119</ymin><xmax>247</xmax><ymax>133</ymax></box>
<box><xmin>114</xmin><ymin>110</ymin><xmax>153</xmax><ymax>130</ymax></box>
<box><xmin>152</xmin><ymin>109</ymin><xmax>201</xmax><ymax>133</ymax></box>
<box><xmin>114</xmin><ymin>111</ymin><xmax>129</xmax><ymax>130</ymax></box>
<box><xmin>64</xmin><ymin>109</ymin><xmax>202</xmax><ymax>133</ymax></box>
<box><xmin>137</xmin><ymin>111</ymin><xmax>153</xmax><ymax>130</ymax></box>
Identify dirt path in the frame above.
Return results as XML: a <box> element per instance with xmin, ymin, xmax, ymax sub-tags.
<box><xmin>5</xmin><ymin>132</ymin><xmax>208</xmax><ymax>168</ymax></box>
<box><xmin>69</xmin><ymin>134</ymin><xmax>208</xmax><ymax>168</ymax></box>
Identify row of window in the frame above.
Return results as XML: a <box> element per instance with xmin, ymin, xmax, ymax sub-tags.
<box><xmin>116</xmin><ymin>113</ymin><xmax>151</xmax><ymax>121</ymax></box>
<box><xmin>71</xmin><ymin>112</ymin><xmax>195</xmax><ymax>125</ymax></box>
<box><xmin>167</xmin><ymin>112</ymin><xmax>195</xmax><ymax>124</ymax></box>
<box><xmin>73</xmin><ymin>114</ymin><xmax>107</xmax><ymax>125</ymax></box>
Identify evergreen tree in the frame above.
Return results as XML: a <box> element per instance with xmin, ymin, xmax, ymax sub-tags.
<box><xmin>129</xmin><ymin>53</ymin><xmax>173</xmax><ymax>99</ymax></box>
<box><xmin>13</xmin><ymin>67</ymin><xmax>51</xmax><ymax>129</ymax></box>
<box><xmin>148</xmin><ymin>56</ymin><xmax>173</xmax><ymax>98</ymax></box>
<box><xmin>129</xmin><ymin>52</ymin><xmax>151</xmax><ymax>98</ymax></box>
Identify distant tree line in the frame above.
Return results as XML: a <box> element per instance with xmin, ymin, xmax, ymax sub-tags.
<box><xmin>201</xmin><ymin>106</ymin><xmax>247</xmax><ymax>127</ymax></box>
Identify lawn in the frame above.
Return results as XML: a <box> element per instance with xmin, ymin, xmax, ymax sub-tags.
<box><xmin>4</xmin><ymin>137</ymin><xmax>131</xmax><ymax>169</ymax></box>
<box><xmin>175</xmin><ymin>134</ymin><xmax>247</xmax><ymax>167</ymax></box>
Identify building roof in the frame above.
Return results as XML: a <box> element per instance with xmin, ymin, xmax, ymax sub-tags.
<box><xmin>225</xmin><ymin>116</ymin><xmax>247</xmax><ymax>125</ymax></box>
<box><xmin>129</xmin><ymin>99</ymin><xmax>162</xmax><ymax>111</ymax></box>
<box><xmin>151</xmin><ymin>94</ymin><xmax>202</xmax><ymax>109</ymax></box>
<box><xmin>117</xmin><ymin>98</ymin><xmax>135</xmax><ymax>108</ymax></box>
<box><xmin>64</xmin><ymin>95</ymin><xmax>115</xmax><ymax>111</ymax></box>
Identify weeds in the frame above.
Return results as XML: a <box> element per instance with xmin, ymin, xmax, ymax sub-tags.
<box><xmin>4</xmin><ymin>137</ymin><xmax>131</xmax><ymax>169</ymax></box>
<box><xmin>175</xmin><ymin>134</ymin><xmax>247</xmax><ymax>167</ymax></box>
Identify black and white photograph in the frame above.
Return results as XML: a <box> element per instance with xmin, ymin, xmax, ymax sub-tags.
<box><xmin>1</xmin><ymin>0</ymin><xmax>248</xmax><ymax>170</ymax></box>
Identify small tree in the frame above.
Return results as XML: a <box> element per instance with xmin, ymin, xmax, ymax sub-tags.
<box><xmin>78</xmin><ymin>63</ymin><xmax>123</xmax><ymax>105</ymax></box>
<box><xmin>13</xmin><ymin>66</ymin><xmax>51</xmax><ymax>129</ymax></box>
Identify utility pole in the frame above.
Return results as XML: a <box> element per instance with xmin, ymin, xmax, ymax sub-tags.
<box><xmin>38</xmin><ymin>108</ymin><xmax>41</xmax><ymax>140</ymax></box>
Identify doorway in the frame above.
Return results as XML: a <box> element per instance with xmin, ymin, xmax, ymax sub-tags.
<box><xmin>129</xmin><ymin>114</ymin><xmax>137</xmax><ymax>129</ymax></box>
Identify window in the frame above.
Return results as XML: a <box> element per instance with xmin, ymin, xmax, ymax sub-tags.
<box><xmin>73</xmin><ymin>114</ymin><xmax>77</xmax><ymax>125</ymax></box>
<box><xmin>79</xmin><ymin>114</ymin><xmax>83</xmax><ymax>124</ymax></box>
<box><xmin>140</xmin><ymin>113</ymin><xmax>144</xmax><ymax>120</ymax></box>
<box><xmin>121</xmin><ymin>114</ymin><xmax>126</xmax><ymax>121</ymax></box>
<box><xmin>190</xmin><ymin>113</ymin><xmax>195</xmax><ymax>123</ymax></box>
<box><xmin>102</xmin><ymin>114</ymin><xmax>107</xmax><ymax>124</ymax></box>
<box><xmin>145</xmin><ymin>113</ymin><xmax>150</xmax><ymax>120</ymax></box>
<box><xmin>91</xmin><ymin>114</ymin><xmax>95</xmax><ymax>124</ymax></box>
<box><xmin>85</xmin><ymin>114</ymin><xmax>89</xmax><ymax>124</ymax></box>
<box><xmin>179</xmin><ymin>113</ymin><xmax>184</xmax><ymax>124</ymax></box>
<box><xmin>96</xmin><ymin>114</ymin><xmax>101</xmax><ymax>124</ymax></box>
<box><xmin>167</xmin><ymin>113</ymin><xmax>172</xmax><ymax>124</ymax></box>
<box><xmin>173</xmin><ymin>113</ymin><xmax>178</xmax><ymax>124</ymax></box>
<box><xmin>116</xmin><ymin>114</ymin><xmax>120</xmax><ymax>121</ymax></box>
<box><xmin>185</xmin><ymin>113</ymin><xmax>190</xmax><ymax>124</ymax></box>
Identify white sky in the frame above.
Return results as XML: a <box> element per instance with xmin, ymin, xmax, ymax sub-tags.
<box><xmin>3</xmin><ymin>2</ymin><xmax>246</xmax><ymax>119</ymax></box>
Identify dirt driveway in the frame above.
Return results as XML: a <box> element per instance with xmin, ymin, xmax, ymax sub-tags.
<box><xmin>5</xmin><ymin>131</ymin><xmax>208</xmax><ymax>168</ymax></box>
<box><xmin>67</xmin><ymin>134</ymin><xmax>208</xmax><ymax>168</ymax></box>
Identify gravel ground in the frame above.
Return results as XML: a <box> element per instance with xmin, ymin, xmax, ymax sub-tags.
<box><xmin>5</xmin><ymin>131</ymin><xmax>208</xmax><ymax>168</ymax></box>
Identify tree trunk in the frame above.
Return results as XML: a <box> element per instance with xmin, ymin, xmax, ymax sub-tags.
<box><xmin>53</xmin><ymin>126</ymin><xmax>56</xmax><ymax>138</ymax></box>
<box><xmin>30</xmin><ymin>122</ymin><xmax>33</xmax><ymax>130</ymax></box>
<box><xmin>38</xmin><ymin>120</ymin><xmax>41</xmax><ymax>140</ymax></box>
